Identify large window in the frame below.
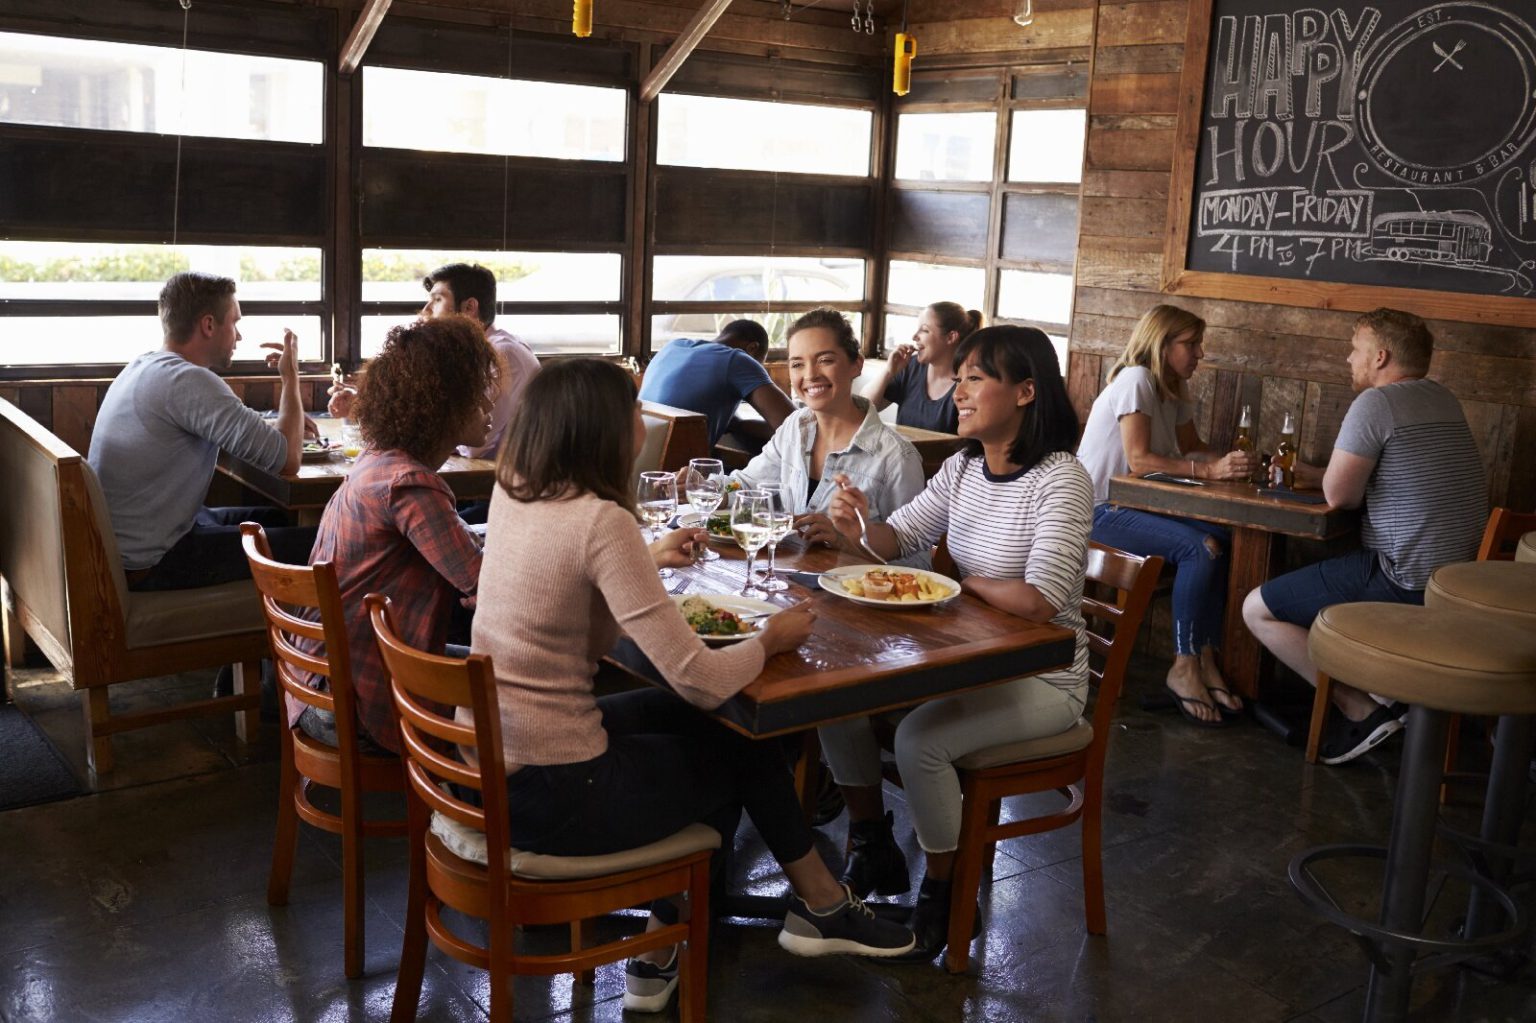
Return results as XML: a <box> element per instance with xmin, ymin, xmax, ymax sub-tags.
<box><xmin>650</xmin><ymin>256</ymin><xmax>865</xmax><ymax>351</ymax></box>
<box><xmin>359</xmin><ymin>249</ymin><xmax>622</xmax><ymax>357</ymax></box>
<box><xmin>657</xmin><ymin>94</ymin><xmax>871</xmax><ymax>176</ymax></box>
<box><xmin>0</xmin><ymin>241</ymin><xmax>324</xmax><ymax>366</ymax></box>
<box><xmin>0</xmin><ymin>31</ymin><xmax>322</xmax><ymax>143</ymax></box>
<box><xmin>1008</xmin><ymin>109</ymin><xmax>1087</xmax><ymax>183</ymax></box>
<box><xmin>362</xmin><ymin>67</ymin><xmax>625</xmax><ymax>161</ymax></box>
<box><xmin>894</xmin><ymin>112</ymin><xmax>996</xmax><ymax>182</ymax></box>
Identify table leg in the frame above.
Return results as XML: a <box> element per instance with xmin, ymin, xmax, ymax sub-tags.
<box><xmin>1223</xmin><ymin>527</ymin><xmax>1280</xmax><ymax>700</ymax></box>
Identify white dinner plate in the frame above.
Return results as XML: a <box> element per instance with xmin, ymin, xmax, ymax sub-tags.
<box><xmin>300</xmin><ymin>442</ymin><xmax>338</xmax><ymax>463</ymax></box>
<box><xmin>818</xmin><ymin>564</ymin><xmax>962</xmax><ymax>608</ymax></box>
<box><xmin>673</xmin><ymin>594</ymin><xmax>777</xmax><ymax>644</ymax></box>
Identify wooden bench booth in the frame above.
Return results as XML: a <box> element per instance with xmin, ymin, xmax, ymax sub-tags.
<box><xmin>0</xmin><ymin>398</ymin><xmax>267</xmax><ymax>775</ymax></box>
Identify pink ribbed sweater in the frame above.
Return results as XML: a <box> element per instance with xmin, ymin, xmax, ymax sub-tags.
<box><xmin>470</xmin><ymin>487</ymin><xmax>766</xmax><ymax>770</ymax></box>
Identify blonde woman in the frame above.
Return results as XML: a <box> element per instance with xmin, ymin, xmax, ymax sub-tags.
<box><xmin>1076</xmin><ymin>304</ymin><xmax>1257</xmax><ymax>726</ymax></box>
<box><xmin>861</xmin><ymin>301</ymin><xmax>983</xmax><ymax>433</ymax></box>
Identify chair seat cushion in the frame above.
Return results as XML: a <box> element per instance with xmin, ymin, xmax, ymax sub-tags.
<box><xmin>955</xmin><ymin>719</ymin><xmax>1092</xmax><ymax>771</ymax></box>
<box><xmin>1518</xmin><ymin>532</ymin><xmax>1535</xmax><ymax>565</ymax></box>
<box><xmin>123</xmin><ymin>580</ymin><xmax>266</xmax><ymax>648</ymax></box>
<box><xmin>1309</xmin><ymin>603</ymin><xmax>1536</xmax><ymax>715</ymax></box>
<box><xmin>1426</xmin><ymin>562</ymin><xmax>1536</xmax><ymax>627</ymax></box>
<box><xmin>430</xmin><ymin>812</ymin><xmax>720</xmax><ymax>880</ymax></box>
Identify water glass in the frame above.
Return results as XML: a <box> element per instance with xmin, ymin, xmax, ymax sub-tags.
<box><xmin>729</xmin><ymin>489</ymin><xmax>772</xmax><ymax>598</ymax></box>
<box><xmin>684</xmin><ymin>458</ymin><xmax>725</xmax><ymax>562</ymax></box>
<box><xmin>756</xmin><ymin>485</ymin><xmax>793</xmax><ymax>592</ymax></box>
<box><xmin>637</xmin><ymin>470</ymin><xmax>678</xmax><ymax>579</ymax></box>
<box><xmin>340</xmin><ymin>421</ymin><xmax>364</xmax><ymax>461</ymax></box>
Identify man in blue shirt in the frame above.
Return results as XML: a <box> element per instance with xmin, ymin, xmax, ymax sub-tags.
<box><xmin>639</xmin><ymin>321</ymin><xmax>795</xmax><ymax>449</ymax></box>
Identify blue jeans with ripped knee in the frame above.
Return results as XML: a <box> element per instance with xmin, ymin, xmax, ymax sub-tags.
<box><xmin>1091</xmin><ymin>504</ymin><xmax>1228</xmax><ymax>656</ymax></box>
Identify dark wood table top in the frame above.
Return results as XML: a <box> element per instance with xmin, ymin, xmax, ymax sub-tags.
<box><xmin>609</xmin><ymin>534</ymin><xmax>1077</xmax><ymax>737</ymax></box>
<box><xmin>216</xmin><ymin>419</ymin><xmax>498</xmax><ymax>511</ymax></box>
<box><xmin>1107</xmin><ymin>474</ymin><xmax>1356</xmax><ymax>540</ymax></box>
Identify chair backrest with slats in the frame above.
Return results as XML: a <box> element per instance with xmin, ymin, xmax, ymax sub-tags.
<box><xmin>367</xmin><ymin>594</ymin><xmax>510</xmax><ymax>874</ymax></box>
<box><xmin>1081</xmin><ymin>543</ymin><xmax>1163</xmax><ymax>742</ymax></box>
<box><xmin>240</xmin><ymin>523</ymin><xmax>363</xmax><ymax>757</ymax></box>
<box><xmin>1477</xmin><ymin>507</ymin><xmax>1536</xmax><ymax>562</ymax></box>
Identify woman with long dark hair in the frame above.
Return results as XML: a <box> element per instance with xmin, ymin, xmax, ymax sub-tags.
<box><xmin>819</xmin><ymin>325</ymin><xmax>1093</xmax><ymax>961</ymax></box>
<box><xmin>473</xmin><ymin>359</ymin><xmax>914</xmax><ymax>1013</ymax></box>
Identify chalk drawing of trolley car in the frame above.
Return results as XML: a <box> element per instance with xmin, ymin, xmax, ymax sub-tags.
<box><xmin>1369</xmin><ymin>211</ymin><xmax>1494</xmax><ymax>265</ymax></box>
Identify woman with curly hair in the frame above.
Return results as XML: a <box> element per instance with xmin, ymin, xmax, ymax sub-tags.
<box><xmin>292</xmin><ymin>315</ymin><xmax>502</xmax><ymax>753</ymax></box>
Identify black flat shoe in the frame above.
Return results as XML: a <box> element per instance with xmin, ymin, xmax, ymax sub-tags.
<box><xmin>842</xmin><ymin>811</ymin><xmax>910</xmax><ymax>897</ymax></box>
<box><xmin>890</xmin><ymin>876</ymin><xmax>980</xmax><ymax>963</ymax></box>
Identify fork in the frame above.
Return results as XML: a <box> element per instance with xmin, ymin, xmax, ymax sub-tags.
<box><xmin>850</xmin><ymin>504</ymin><xmax>888</xmax><ymax>565</ymax></box>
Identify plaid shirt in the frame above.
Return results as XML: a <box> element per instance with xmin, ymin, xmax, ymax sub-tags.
<box><xmin>297</xmin><ymin>449</ymin><xmax>482</xmax><ymax>752</ymax></box>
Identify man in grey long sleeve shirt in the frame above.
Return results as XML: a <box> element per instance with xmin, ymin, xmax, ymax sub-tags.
<box><xmin>88</xmin><ymin>271</ymin><xmax>316</xmax><ymax>591</ymax></box>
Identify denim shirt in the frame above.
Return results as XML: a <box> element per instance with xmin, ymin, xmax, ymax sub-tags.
<box><xmin>732</xmin><ymin>396</ymin><xmax>925</xmax><ymax>519</ymax></box>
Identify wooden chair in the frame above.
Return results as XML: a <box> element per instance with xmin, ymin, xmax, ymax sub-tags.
<box><xmin>1305</xmin><ymin>506</ymin><xmax>1536</xmax><ymax>765</ymax></box>
<box><xmin>0</xmin><ymin>397</ymin><xmax>267</xmax><ymax>774</ymax></box>
<box><xmin>367</xmin><ymin>594</ymin><xmax>718</xmax><ymax>1023</ymax></box>
<box><xmin>635</xmin><ymin>400</ymin><xmax>711</xmax><ymax>474</ymax></box>
<box><xmin>240</xmin><ymin>523</ymin><xmax>407</xmax><ymax>979</ymax></box>
<box><xmin>941</xmin><ymin>542</ymin><xmax>1163</xmax><ymax>974</ymax></box>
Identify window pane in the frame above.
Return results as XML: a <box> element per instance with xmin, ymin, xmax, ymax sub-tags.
<box><xmin>894</xmin><ymin>112</ymin><xmax>996</xmax><ymax>182</ymax></box>
<box><xmin>0</xmin><ymin>315</ymin><xmax>321</xmax><ymax>366</ymax></box>
<box><xmin>1008</xmin><ymin>109</ymin><xmax>1087</xmax><ymax>183</ymax></box>
<box><xmin>0</xmin><ymin>31</ymin><xmax>322</xmax><ymax>143</ymax></box>
<box><xmin>882</xmin><ymin>313</ymin><xmax>919</xmax><ymax>351</ymax></box>
<box><xmin>0</xmin><ymin>241</ymin><xmax>322</xmax><ymax>302</ymax></box>
<box><xmin>997</xmin><ymin>269</ymin><xmax>1074</xmax><ymax>325</ymax></box>
<box><xmin>652</xmin><ymin>257</ymin><xmax>864</xmax><ymax>303</ymax></box>
<box><xmin>651</xmin><ymin>312</ymin><xmax>862</xmax><ymax>352</ymax></box>
<box><xmin>362</xmin><ymin>67</ymin><xmax>624</xmax><ymax>161</ymax></box>
<box><xmin>361</xmin><ymin>249</ymin><xmax>621</xmax><ymax>304</ymax></box>
<box><xmin>885</xmin><ymin>261</ymin><xmax>985</xmax><ymax>311</ymax></box>
<box><xmin>360</xmin><ymin>314</ymin><xmax>618</xmax><ymax>359</ymax></box>
<box><xmin>657</xmin><ymin>95</ymin><xmax>871</xmax><ymax>176</ymax></box>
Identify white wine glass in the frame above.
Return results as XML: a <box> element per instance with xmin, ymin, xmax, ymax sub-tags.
<box><xmin>756</xmin><ymin>484</ymin><xmax>793</xmax><ymax>592</ymax></box>
<box><xmin>729</xmin><ymin>489</ymin><xmax>772</xmax><ymax>599</ymax></box>
<box><xmin>684</xmin><ymin>458</ymin><xmax>725</xmax><ymax>563</ymax></box>
<box><xmin>637</xmin><ymin>470</ymin><xmax>678</xmax><ymax>580</ymax></box>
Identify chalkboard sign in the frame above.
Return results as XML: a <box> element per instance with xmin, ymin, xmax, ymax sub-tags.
<box><xmin>1164</xmin><ymin>0</ymin><xmax>1536</xmax><ymax>327</ymax></box>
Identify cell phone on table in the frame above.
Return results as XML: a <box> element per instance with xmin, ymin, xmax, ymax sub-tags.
<box><xmin>1140</xmin><ymin>471</ymin><xmax>1205</xmax><ymax>487</ymax></box>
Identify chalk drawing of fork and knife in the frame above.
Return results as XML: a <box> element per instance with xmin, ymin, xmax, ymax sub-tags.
<box><xmin>1433</xmin><ymin>39</ymin><xmax>1467</xmax><ymax>72</ymax></box>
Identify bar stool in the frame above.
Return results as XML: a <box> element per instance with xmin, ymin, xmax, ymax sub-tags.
<box><xmin>1516</xmin><ymin>532</ymin><xmax>1535</xmax><ymax>564</ymax></box>
<box><xmin>1288</xmin><ymin>603</ymin><xmax>1536</xmax><ymax>1023</ymax></box>
<box><xmin>1425</xmin><ymin>561</ymin><xmax>1536</xmax><ymax>942</ymax></box>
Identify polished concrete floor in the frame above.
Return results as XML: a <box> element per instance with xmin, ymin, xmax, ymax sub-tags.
<box><xmin>3</xmin><ymin>657</ymin><xmax>1534</xmax><ymax>1023</ymax></box>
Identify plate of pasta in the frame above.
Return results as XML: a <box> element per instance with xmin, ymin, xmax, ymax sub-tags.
<box><xmin>674</xmin><ymin>595</ymin><xmax>775</xmax><ymax>644</ymax></box>
<box><xmin>818</xmin><ymin>565</ymin><xmax>960</xmax><ymax>608</ymax></box>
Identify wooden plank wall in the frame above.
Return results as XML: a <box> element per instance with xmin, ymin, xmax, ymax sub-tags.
<box><xmin>1070</xmin><ymin>0</ymin><xmax>1535</xmax><ymax>510</ymax></box>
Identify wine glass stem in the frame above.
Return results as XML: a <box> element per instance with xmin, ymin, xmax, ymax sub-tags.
<box><xmin>765</xmin><ymin>543</ymin><xmax>778</xmax><ymax>579</ymax></box>
<box><xmin>743</xmin><ymin>549</ymin><xmax>757</xmax><ymax>594</ymax></box>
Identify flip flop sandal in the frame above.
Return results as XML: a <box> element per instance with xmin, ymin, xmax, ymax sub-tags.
<box><xmin>1204</xmin><ymin>686</ymin><xmax>1245</xmax><ymax>718</ymax></box>
<box><xmin>1165</xmin><ymin>686</ymin><xmax>1230</xmax><ymax>729</ymax></box>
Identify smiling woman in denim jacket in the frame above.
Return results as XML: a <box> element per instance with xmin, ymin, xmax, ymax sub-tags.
<box><xmin>730</xmin><ymin>307</ymin><xmax>924</xmax><ymax>546</ymax></box>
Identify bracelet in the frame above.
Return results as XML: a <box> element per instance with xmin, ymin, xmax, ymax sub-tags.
<box><xmin>1190</xmin><ymin>458</ymin><xmax>1196</xmax><ymax>479</ymax></box>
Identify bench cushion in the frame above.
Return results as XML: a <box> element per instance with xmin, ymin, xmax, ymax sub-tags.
<box><xmin>1517</xmin><ymin>532</ymin><xmax>1536</xmax><ymax>565</ymax></box>
<box><xmin>430</xmin><ymin>811</ymin><xmax>720</xmax><ymax>879</ymax></box>
<box><xmin>1426</xmin><ymin>562</ymin><xmax>1536</xmax><ymax>628</ymax></box>
<box><xmin>124</xmin><ymin>581</ymin><xmax>266</xmax><ymax>649</ymax></box>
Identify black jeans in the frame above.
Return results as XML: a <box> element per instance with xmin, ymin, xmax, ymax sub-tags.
<box><xmin>128</xmin><ymin>506</ymin><xmax>317</xmax><ymax>592</ymax></box>
<box><xmin>505</xmin><ymin>687</ymin><xmax>815</xmax><ymax>870</ymax></box>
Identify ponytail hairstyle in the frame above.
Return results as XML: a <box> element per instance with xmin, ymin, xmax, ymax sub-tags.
<box><xmin>928</xmin><ymin>301</ymin><xmax>984</xmax><ymax>344</ymax></box>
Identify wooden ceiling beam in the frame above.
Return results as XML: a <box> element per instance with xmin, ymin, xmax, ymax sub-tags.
<box><xmin>340</xmin><ymin>0</ymin><xmax>394</xmax><ymax>75</ymax></box>
<box><xmin>640</xmin><ymin>0</ymin><xmax>736</xmax><ymax>103</ymax></box>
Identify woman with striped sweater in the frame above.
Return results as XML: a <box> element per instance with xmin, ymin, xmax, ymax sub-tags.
<box><xmin>820</xmin><ymin>325</ymin><xmax>1093</xmax><ymax>962</ymax></box>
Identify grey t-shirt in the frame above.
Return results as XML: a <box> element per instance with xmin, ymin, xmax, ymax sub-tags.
<box><xmin>1334</xmin><ymin>378</ymin><xmax>1486</xmax><ymax>589</ymax></box>
<box><xmin>88</xmin><ymin>350</ymin><xmax>287</xmax><ymax>570</ymax></box>
<box><xmin>1076</xmin><ymin>365</ymin><xmax>1194</xmax><ymax>505</ymax></box>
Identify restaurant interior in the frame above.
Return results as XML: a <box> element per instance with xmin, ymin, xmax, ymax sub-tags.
<box><xmin>2</xmin><ymin>0</ymin><xmax>1535</xmax><ymax>1021</ymax></box>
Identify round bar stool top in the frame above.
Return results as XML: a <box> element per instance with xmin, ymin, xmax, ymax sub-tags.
<box><xmin>1309</xmin><ymin>603</ymin><xmax>1536</xmax><ymax>715</ymax></box>
<box><xmin>1425</xmin><ymin>561</ymin><xmax>1536</xmax><ymax>628</ymax></box>
<box><xmin>1517</xmin><ymin>531</ymin><xmax>1535</xmax><ymax>564</ymax></box>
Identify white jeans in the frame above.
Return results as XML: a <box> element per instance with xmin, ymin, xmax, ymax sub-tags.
<box><xmin>819</xmin><ymin>675</ymin><xmax>1085</xmax><ymax>854</ymax></box>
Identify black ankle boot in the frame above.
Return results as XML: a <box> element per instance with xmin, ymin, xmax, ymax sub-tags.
<box><xmin>898</xmin><ymin>875</ymin><xmax>982</xmax><ymax>962</ymax></box>
<box><xmin>842</xmin><ymin>811</ymin><xmax>910</xmax><ymax>897</ymax></box>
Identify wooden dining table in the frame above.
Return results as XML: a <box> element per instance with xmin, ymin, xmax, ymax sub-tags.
<box><xmin>604</xmin><ymin>533</ymin><xmax>1078</xmax><ymax>739</ymax></box>
<box><xmin>216</xmin><ymin>418</ymin><xmax>499</xmax><ymax>524</ymax></box>
<box><xmin>1106</xmin><ymin>474</ymin><xmax>1357</xmax><ymax>700</ymax></box>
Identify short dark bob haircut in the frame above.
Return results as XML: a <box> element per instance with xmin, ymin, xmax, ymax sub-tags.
<box><xmin>498</xmin><ymin>358</ymin><xmax>638</xmax><ymax>514</ymax></box>
<box><xmin>953</xmin><ymin>325</ymin><xmax>1079</xmax><ymax>472</ymax></box>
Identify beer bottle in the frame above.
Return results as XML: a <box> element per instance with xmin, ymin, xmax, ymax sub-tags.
<box><xmin>1234</xmin><ymin>405</ymin><xmax>1258</xmax><ymax>483</ymax></box>
<box><xmin>1272</xmin><ymin>410</ymin><xmax>1298</xmax><ymax>489</ymax></box>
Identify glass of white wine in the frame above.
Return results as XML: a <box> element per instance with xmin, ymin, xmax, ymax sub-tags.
<box><xmin>637</xmin><ymin>470</ymin><xmax>678</xmax><ymax>580</ymax></box>
<box><xmin>684</xmin><ymin>458</ymin><xmax>725</xmax><ymax>563</ymax></box>
<box><xmin>729</xmin><ymin>489</ymin><xmax>772</xmax><ymax>598</ymax></box>
<box><xmin>756</xmin><ymin>484</ymin><xmax>793</xmax><ymax>592</ymax></box>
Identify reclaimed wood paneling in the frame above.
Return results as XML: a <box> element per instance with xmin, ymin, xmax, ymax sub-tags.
<box><xmin>1089</xmin><ymin>72</ymin><xmax>1178</xmax><ymax>115</ymax></box>
<box><xmin>909</xmin><ymin>11</ymin><xmax>1096</xmax><ymax>55</ymax></box>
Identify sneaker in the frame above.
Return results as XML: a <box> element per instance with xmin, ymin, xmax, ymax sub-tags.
<box><xmin>622</xmin><ymin>950</ymin><xmax>678</xmax><ymax>1013</ymax></box>
<box><xmin>778</xmin><ymin>885</ymin><xmax>916</xmax><ymax>958</ymax></box>
<box><xmin>843</xmin><ymin>811</ymin><xmax>911</xmax><ymax>897</ymax></box>
<box><xmin>1319</xmin><ymin>703</ymin><xmax>1405</xmax><ymax>765</ymax></box>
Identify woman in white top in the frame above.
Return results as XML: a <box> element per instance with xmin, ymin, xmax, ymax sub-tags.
<box><xmin>819</xmin><ymin>325</ymin><xmax>1093</xmax><ymax>962</ymax></box>
<box><xmin>1075</xmin><ymin>304</ymin><xmax>1256</xmax><ymax>725</ymax></box>
<box><xmin>732</xmin><ymin>308</ymin><xmax>924</xmax><ymax>542</ymax></box>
